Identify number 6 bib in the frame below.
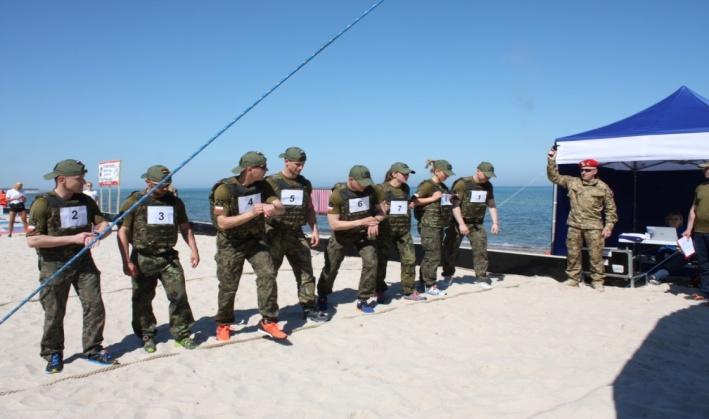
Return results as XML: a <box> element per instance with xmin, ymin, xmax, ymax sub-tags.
<box><xmin>348</xmin><ymin>197</ymin><xmax>370</xmax><ymax>213</ymax></box>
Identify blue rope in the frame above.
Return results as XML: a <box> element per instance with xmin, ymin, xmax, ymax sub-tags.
<box><xmin>0</xmin><ymin>0</ymin><xmax>386</xmax><ymax>327</ymax></box>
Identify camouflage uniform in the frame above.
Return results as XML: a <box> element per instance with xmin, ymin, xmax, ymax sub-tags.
<box><xmin>28</xmin><ymin>192</ymin><xmax>107</xmax><ymax>360</ymax></box>
<box><xmin>210</xmin><ymin>177</ymin><xmax>279</xmax><ymax>322</ymax></box>
<box><xmin>317</xmin><ymin>183</ymin><xmax>380</xmax><ymax>300</ymax></box>
<box><xmin>376</xmin><ymin>182</ymin><xmax>416</xmax><ymax>295</ymax></box>
<box><xmin>265</xmin><ymin>172</ymin><xmax>317</xmax><ymax>309</ymax></box>
<box><xmin>415</xmin><ymin>180</ymin><xmax>455</xmax><ymax>287</ymax></box>
<box><xmin>442</xmin><ymin>176</ymin><xmax>495</xmax><ymax>278</ymax></box>
<box><xmin>547</xmin><ymin>158</ymin><xmax>617</xmax><ymax>285</ymax></box>
<box><xmin>119</xmin><ymin>191</ymin><xmax>195</xmax><ymax>341</ymax></box>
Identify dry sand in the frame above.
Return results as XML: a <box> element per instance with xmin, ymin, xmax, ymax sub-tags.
<box><xmin>1</xmin><ymin>234</ymin><xmax>708</xmax><ymax>418</ymax></box>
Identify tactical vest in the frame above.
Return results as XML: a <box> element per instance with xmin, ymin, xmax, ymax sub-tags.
<box><xmin>417</xmin><ymin>180</ymin><xmax>453</xmax><ymax>229</ymax></box>
<box><xmin>209</xmin><ymin>177</ymin><xmax>265</xmax><ymax>243</ymax></box>
<box><xmin>129</xmin><ymin>191</ymin><xmax>179</xmax><ymax>255</ymax></box>
<box><xmin>268</xmin><ymin>174</ymin><xmax>309</xmax><ymax>229</ymax></box>
<box><xmin>332</xmin><ymin>183</ymin><xmax>375</xmax><ymax>237</ymax></box>
<box><xmin>38</xmin><ymin>192</ymin><xmax>93</xmax><ymax>261</ymax></box>
<box><xmin>456</xmin><ymin>177</ymin><xmax>489</xmax><ymax>224</ymax></box>
<box><xmin>379</xmin><ymin>182</ymin><xmax>411</xmax><ymax>231</ymax></box>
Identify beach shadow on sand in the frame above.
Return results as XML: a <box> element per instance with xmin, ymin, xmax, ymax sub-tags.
<box><xmin>613</xmin><ymin>302</ymin><xmax>709</xmax><ymax>418</ymax></box>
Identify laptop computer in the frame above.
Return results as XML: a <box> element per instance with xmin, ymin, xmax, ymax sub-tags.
<box><xmin>646</xmin><ymin>226</ymin><xmax>678</xmax><ymax>242</ymax></box>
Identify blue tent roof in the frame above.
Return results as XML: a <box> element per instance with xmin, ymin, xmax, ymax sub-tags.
<box><xmin>558</xmin><ymin>86</ymin><xmax>709</xmax><ymax>141</ymax></box>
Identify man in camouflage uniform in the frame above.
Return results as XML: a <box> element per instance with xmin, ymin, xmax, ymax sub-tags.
<box><xmin>317</xmin><ymin>165</ymin><xmax>386</xmax><ymax>314</ymax></box>
<box><xmin>375</xmin><ymin>162</ymin><xmax>426</xmax><ymax>302</ymax></box>
<box><xmin>442</xmin><ymin>161</ymin><xmax>500</xmax><ymax>289</ymax></box>
<box><xmin>27</xmin><ymin>159</ymin><xmax>117</xmax><ymax>374</ymax></box>
<box><xmin>117</xmin><ymin>165</ymin><xmax>200</xmax><ymax>353</ymax></box>
<box><xmin>265</xmin><ymin>147</ymin><xmax>327</xmax><ymax>322</ymax></box>
<box><xmin>547</xmin><ymin>147</ymin><xmax>617</xmax><ymax>291</ymax></box>
<box><xmin>683</xmin><ymin>161</ymin><xmax>709</xmax><ymax>300</ymax></box>
<box><xmin>210</xmin><ymin>151</ymin><xmax>288</xmax><ymax>340</ymax></box>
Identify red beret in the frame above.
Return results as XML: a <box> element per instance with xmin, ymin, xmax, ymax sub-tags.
<box><xmin>579</xmin><ymin>159</ymin><xmax>599</xmax><ymax>168</ymax></box>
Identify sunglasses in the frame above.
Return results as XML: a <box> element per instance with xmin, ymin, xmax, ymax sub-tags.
<box><xmin>580</xmin><ymin>168</ymin><xmax>595</xmax><ymax>173</ymax></box>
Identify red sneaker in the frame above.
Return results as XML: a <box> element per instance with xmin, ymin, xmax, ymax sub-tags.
<box><xmin>216</xmin><ymin>323</ymin><xmax>231</xmax><ymax>341</ymax></box>
<box><xmin>258</xmin><ymin>319</ymin><xmax>287</xmax><ymax>340</ymax></box>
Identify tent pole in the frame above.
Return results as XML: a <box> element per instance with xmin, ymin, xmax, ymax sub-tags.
<box><xmin>633</xmin><ymin>165</ymin><xmax>638</xmax><ymax>231</ymax></box>
<box><xmin>550</xmin><ymin>184</ymin><xmax>558</xmax><ymax>254</ymax></box>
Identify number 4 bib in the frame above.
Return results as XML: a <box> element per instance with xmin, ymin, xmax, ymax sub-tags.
<box><xmin>238</xmin><ymin>194</ymin><xmax>261</xmax><ymax>213</ymax></box>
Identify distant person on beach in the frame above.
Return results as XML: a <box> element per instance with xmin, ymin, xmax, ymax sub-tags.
<box><xmin>6</xmin><ymin>182</ymin><xmax>30</xmax><ymax>237</ymax></box>
<box><xmin>683</xmin><ymin>161</ymin><xmax>709</xmax><ymax>301</ymax></box>
<box><xmin>442</xmin><ymin>161</ymin><xmax>500</xmax><ymax>289</ymax></box>
<box><xmin>547</xmin><ymin>146</ymin><xmax>617</xmax><ymax>291</ymax></box>
<box><xmin>375</xmin><ymin>162</ymin><xmax>426</xmax><ymax>302</ymax></box>
<box><xmin>209</xmin><ymin>151</ymin><xmax>288</xmax><ymax>341</ymax></box>
<box><xmin>317</xmin><ymin>165</ymin><xmax>386</xmax><ymax>314</ymax></box>
<box><xmin>648</xmin><ymin>210</ymin><xmax>691</xmax><ymax>285</ymax></box>
<box><xmin>27</xmin><ymin>159</ymin><xmax>117</xmax><ymax>373</ymax></box>
<box><xmin>116</xmin><ymin>165</ymin><xmax>200</xmax><ymax>353</ymax></box>
<box><xmin>265</xmin><ymin>147</ymin><xmax>327</xmax><ymax>322</ymax></box>
<box><xmin>413</xmin><ymin>159</ymin><xmax>467</xmax><ymax>296</ymax></box>
<box><xmin>0</xmin><ymin>189</ymin><xmax>7</xmax><ymax>208</ymax></box>
<box><xmin>83</xmin><ymin>181</ymin><xmax>99</xmax><ymax>203</ymax></box>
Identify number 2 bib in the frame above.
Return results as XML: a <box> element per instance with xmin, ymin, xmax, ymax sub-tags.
<box><xmin>60</xmin><ymin>206</ymin><xmax>88</xmax><ymax>228</ymax></box>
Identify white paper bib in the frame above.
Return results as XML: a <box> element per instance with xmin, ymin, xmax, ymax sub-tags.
<box><xmin>60</xmin><ymin>206</ymin><xmax>88</xmax><ymax>228</ymax></box>
<box><xmin>147</xmin><ymin>206</ymin><xmax>174</xmax><ymax>225</ymax></box>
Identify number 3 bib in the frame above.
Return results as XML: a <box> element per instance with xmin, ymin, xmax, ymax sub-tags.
<box><xmin>147</xmin><ymin>206</ymin><xmax>174</xmax><ymax>224</ymax></box>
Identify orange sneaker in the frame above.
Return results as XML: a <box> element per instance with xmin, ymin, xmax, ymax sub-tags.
<box><xmin>258</xmin><ymin>319</ymin><xmax>287</xmax><ymax>340</ymax></box>
<box><xmin>216</xmin><ymin>323</ymin><xmax>231</xmax><ymax>341</ymax></box>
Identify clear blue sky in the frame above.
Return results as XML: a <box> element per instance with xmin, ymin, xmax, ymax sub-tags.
<box><xmin>2</xmin><ymin>0</ymin><xmax>708</xmax><ymax>189</ymax></box>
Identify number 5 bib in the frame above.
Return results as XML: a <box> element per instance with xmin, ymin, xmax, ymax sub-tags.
<box><xmin>280</xmin><ymin>189</ymin><xmax>304</xmax><ymax>206</ymax></box>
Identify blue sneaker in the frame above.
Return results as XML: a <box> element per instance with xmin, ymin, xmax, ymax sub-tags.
<box><xmin>356</xmin><ymin>299</ymin><xmax>375</xmax><ymax>314</ymax></box>
<box><xmin>45</xmin><ymin>353</ymin><xmax>63</xmax><ymax>374</ymax></box>
<box><xmin>87</xmin><ymin>350</ymin><xmax>118</xmax><ymax>366</ymax></box>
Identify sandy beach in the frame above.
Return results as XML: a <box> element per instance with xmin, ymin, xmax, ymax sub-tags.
<box><xmin>1</xmin><ymin>234</ymin><xmax>708</xmax><ymax>418</ymax></box>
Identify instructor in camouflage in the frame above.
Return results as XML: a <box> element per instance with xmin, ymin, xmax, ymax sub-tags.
<box><xmin>117</xmin><ymin>165</ymin><xmax>200</xmax><ymax>353</ymax></box>
<box><xmin>210</xmin><ymin>151</ymin><xmax>288</xmax><ymax>341</ymax></box>
<box><xmin>265</xmin><ymin>147</ymin><xmax>327</xmax><ymax>322</ymax></box>
<box><xmin>27</xmin><ymin>159</ymin><xmax>117</xmax><ymax>374</ymax></box>
<box><xmin>547</xmin><ymin>147</ymin><xmax>617</xmax><ymax>291</ymax></box>
<box><xmin>442</xmin><ymin>161</ymin><xmax>500</xmax><ymax>289</ymax></box>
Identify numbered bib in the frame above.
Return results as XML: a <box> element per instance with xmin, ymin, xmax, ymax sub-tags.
<box><xmin>238</xmin><ymin>194</ymin><xmax>261</xmax><ymax>214</ymax></box>
<box><xmin>389</xmin><ymin>200</ymin><xmax>408</xmax><ymax>215</ymax></box>
<box><xmin>348</xmin><ymin>197</ymin><xmax>370</xmax><ymax>213</ymax></box>
<box><xmin>469</xmin><ymin>191</ymin><xmax>488</xmax><ymax>203</ymax></box>
<box><xmin>60</xmin><ymin>206</ymin><xmax>88</xmax><ymax>228</ymax></box>
<box><xmin>281</xmin><ymin>189</ymin><xmax>304</xmax><ymax>206</ymax></box>
<box><xmin>441</xmin><ymin>193</ymin><xmax>453</xmax><ymax>206</ymax></box>
<box><xmin>147</xmin><ymin>206</ymin><xmax>174</xmax><ymax>225</ymax></box>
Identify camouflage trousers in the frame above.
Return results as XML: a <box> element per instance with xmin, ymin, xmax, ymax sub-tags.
<box><xmin>38</xmin><ymin>256</ymin><xmax>105</xmax><ymax>359</ymax></box>
<box><xmin>566</xmin><ymin>226</ymin><xmax>605</xmax><ymax>284</ymax></box>
<box><xmin>419</xmin><ymin>225</ymin><xmax>445</xmax><ymax>287</ymax></box>
<box><xmin>131</xmin><ymin>250</ymin><xmax>195</xmax><ymax>340</ymax></box>
<box><xmin>215</xmin><ymin>237</ymin><xmax>279</xmax><ymax>323</ymax></box>
<box><xmin>376</xmin><ymin>226</ymin><xmax>416</xmax><ymax>295</ymax></box>
<box><xmin>442</xmin><ymin>222</ymin><xmax>488</xmax><ymax>278</ymax></box>
<box><xmin>317</xmin><ymin>233</ymin><xmax>377</xmax><ymax>300</ymax></box>
<box><xmin>266</xmin><ymin>226</ymin><xmax>316</xmax><ymax>308</ymax></box>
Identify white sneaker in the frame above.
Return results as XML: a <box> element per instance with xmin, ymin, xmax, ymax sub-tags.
<box><xmin>476</xmin><ymin>280</ymin><xmax>492</xmax><ymax>290</ymax></box>
<box><xmin>425</xmin><ymin>286</ymin><xmax>447</xmax><ymax>296</ymax></box>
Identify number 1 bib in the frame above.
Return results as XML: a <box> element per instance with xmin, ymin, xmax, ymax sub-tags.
<box><xmin>469</xmin><ymin>191</ymin><xmax>488</xmax><ymax>203</ymax></box>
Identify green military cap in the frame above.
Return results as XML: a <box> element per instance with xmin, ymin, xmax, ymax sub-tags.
<box><xmin>477</xmin><ymin>161</ymin><xmax>496</xmax><ymax>178</ymax></box>
<box><xmin>279</xmin><ymin>146</ymin><xmax>307</xmax><ymax>162</ymax></box>
<box><xmin>141</xmin><ymin>165</ymin><xmax>172</xmax><ymax>183</ymax></box>
<box><xmin>433</xmin><ymin>160</ymin><xmax>455</xmax><ymax>176</ymax></box>
<box><xmin>389</xmin><ymin>162</ymin><xmax>415</xmax><ymax>175</ymax></box>
<box><xmin>232</xmin><ymin>151</ymin><xmax>267</xmax><ymax>174</ymax></box>
<box><xmin>43</xmin><ymin>159</ymin><xmax>88</xmax><ymax>180</ymax></box>
<box><xmin>349</xmin><ymin>165</ymin><xmax>374</xmax><ymax>187</ymax></box>
<box><xmin>699</xmin><ymin>160</ymin><xmax>709</xmax><ymax>169</ymax></box>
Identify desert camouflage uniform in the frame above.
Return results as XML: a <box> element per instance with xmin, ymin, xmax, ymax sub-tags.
<box><xmin>376</xmin><ymin>182</ymin><xmax>416</xmax><ymax>295</ymax></box>
<box><xmin>265</xmin><ymin>172</ymin><xmax>317</xmax><ymax>309</ymax></box>
<box><xmin>210</xmin><ymin>177</ymin><xmax>279</xmax><ymax>322</ymax></box>
<box><xmin>547</xmin><ymin>158</ymin><xmax>617</xmax><ymax>285</ymax></box>
<box><xmin>442</xmin><ymin>177</ymin><xmax>494</xmax><ymax>278</ymax></box>
<box><xmin>119</xmin><ymin>191</ymin><xmax>195</xmax><ymax>341</ymax></box>
<box><xmin>28</xmin><ymin>192</ymin><xmax>107</xmax><ymax>360</ymax></box>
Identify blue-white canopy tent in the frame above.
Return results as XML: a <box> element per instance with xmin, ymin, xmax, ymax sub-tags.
<box><xmin>551</xmin><ymin>86</ymin><xmax>709</xmax><ymax>255</ymax></box>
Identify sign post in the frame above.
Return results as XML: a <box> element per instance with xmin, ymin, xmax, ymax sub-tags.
<box><xmin>98</xmin><ymin>160</ymin><xmax>121</xmax><ymax>214</ymax></box>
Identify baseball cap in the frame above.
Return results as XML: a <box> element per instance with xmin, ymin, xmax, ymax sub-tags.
<box><xmin>279</xmin><ymin>146</ymin><xmax>307</xmax><ymax>162</ymax></box>
<box><xmin>141</xmin><ymin>165</ymin><xmax>172</xmax><ymax>183</ymax></box>
<box><xmin>579</xmin><ymin>159</ymin><xmax>600</xmax><ymax>168</ymax></box>
<box><xmin>477</xmin><ymin>161</ymin><xmax>496</xmax><ymax>178</ymax></box>
<box><xmin>232</xmin><ymin>151</ymin><xmax>267</xmax><ymax>174</ymax></box>
<box><xmin>389</xmin><ymin>162</ymin><xmax>415</xmax><ymax>175</ymax></box>
<box><xmin>43</xmin><ymin>159</ymin><xmax>88</xmax><ymax>180</ymax></box>
<box><xmin>433</xmin><ymin>160</ymin><xmax>455</xmax><ymax>176</ymax></box>
<box><xmin>349</xmin><ymin>165</ymin><xmax>374</xmax><ymax>187</ymax></box>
